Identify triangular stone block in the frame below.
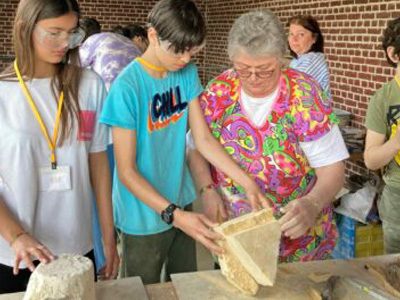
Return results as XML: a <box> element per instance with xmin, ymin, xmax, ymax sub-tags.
<box><xmin>228</xmin><ymin>219</ymin><xmax>281</xmax><ymax>286</ymax></box>
<box><xmin>214</xmin><ymin>209</ymin><xmax>281</xmax><ymax>294</ymax></box>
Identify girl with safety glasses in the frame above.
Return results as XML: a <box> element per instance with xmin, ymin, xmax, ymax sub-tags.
<box><xmin>0</xmin><ymin>0</ymin><xmax>118</xmax><ymax>293</ymax></box>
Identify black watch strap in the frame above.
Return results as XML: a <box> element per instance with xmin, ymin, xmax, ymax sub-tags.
<box><xmin>161</xmin><ymin>203</ymin><xmax>181</xmax><ymax>225</ymax></box>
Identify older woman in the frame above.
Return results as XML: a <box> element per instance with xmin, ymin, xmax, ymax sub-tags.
<box><xmin>188</xmin><ymin>10</ymin><xmax>349</xmax><ymax>262</ymax></box>
<box><xmin>288</xmin><ymin>15</ymin><xmax>332</xmax><ymax>101</ymax></box>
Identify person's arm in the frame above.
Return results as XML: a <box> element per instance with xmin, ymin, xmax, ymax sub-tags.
<box><xmin>279</xmin><ymin>161</ymin><xmax>345</xmax><ymax>239</ymax></box>
<box><xmin>112</xmin><ymin>127</ymin><xmax>223</xmax><ymax>254</ymax></box>
<box><xmin>364</xmin><ymin>129</ymin><xmax>400</xmax><ymax>170</ymax></box>
<box><xmin>0</xmin><ymin>197</ymin><xmax>54</xmax><ymax>274</ymax></box>
<box><xmin>188</xmin><ymin>98</ymin><xmax>270</xmax><ymax>210</ymax></box>
<box><xmin>187</xmin><ymin>148</ymin><xmax>228</xmax><ymax>223</ymax></box>
<box><xmin>79</xmin><ymin>40</ymin><xmax>94</xmax><ymax>69</ymax></box>
<box><xmin>88</xmin><ymin>151</ymin><xmax>119</xmax><ymax>280</ymax></box>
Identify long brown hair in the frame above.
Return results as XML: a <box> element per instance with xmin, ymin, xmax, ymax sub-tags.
<box><xmin>2</xmin><ymin>0</ymin><xmax>82</xmax><ymax>144</ymax></box>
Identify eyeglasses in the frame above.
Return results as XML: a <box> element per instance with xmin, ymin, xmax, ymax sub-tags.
<box><xmin>158</xmin><ymin>38</ymin><xmax>204</xmax><ymax>58</ymax></box>
<box><xmin>233</xmin><ymin>66</ymin><xmax>276</xmax><ymax>79</ymax></box>
<box><xmin>34</xmin><ymin>25</ymin><xmax>86</xmax><ymax>49</ymax></box>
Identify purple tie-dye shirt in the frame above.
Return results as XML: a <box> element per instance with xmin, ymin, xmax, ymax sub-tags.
<box><xmin>79</xmin><ymin>32</ymin><xmax>142</xmax><ymax>91</ymax></box>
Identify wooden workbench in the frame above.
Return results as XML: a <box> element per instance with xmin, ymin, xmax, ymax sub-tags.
<box><xmin>170</xmin><ymin>254</ymin><xmax>400</xmax><ymax>300</ymax></box>
<box><xmin>1</xmin><ymin>254</ymin><xmax>399</xmax><ymax>300</ymax></box>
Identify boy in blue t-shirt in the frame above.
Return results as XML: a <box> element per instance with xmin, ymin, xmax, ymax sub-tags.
<box><xmin>100</xmin><ymin>0</ymin><xmax>268</xmax><ymax>284</ymax></box>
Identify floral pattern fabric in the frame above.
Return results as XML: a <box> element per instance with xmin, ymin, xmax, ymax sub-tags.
<box><xmin>200</xmin><ymin>68</ymin><xmax>338</xmax><ymax>262</ymax></box>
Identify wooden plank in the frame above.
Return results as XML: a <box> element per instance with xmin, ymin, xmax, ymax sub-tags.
<box><xmin>96</xmin><ymin>277</ymin><xmax>148</xmax><ymax>300</ymax></box>
<box><xmin>146</xmin><ymin>282</ymin><xmax>178</xmax><ymax>300</ymax></box>
<box><xmin>0</xmin><ymin>277</ymin><xmax>148</xmax><ymax>300</ymax></box>
<box><xmin>2</xmin><ymin>255</ymin><xmax>399</xmax><ymax>300</ymax></box>
<box><xmin>171</xmin><ymin>254</ymin><xmax>400</xmax><ymax>300</ymax></box>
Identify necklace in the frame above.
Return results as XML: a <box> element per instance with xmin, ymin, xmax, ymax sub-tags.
<box><xmin>136</xmin><ymin>57</ymin><xmax>167</xmax><ymax>72</ymax></box>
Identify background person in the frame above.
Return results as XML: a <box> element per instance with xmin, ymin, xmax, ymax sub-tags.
<box><xmin>364</xmin><ymin>17</ymin><xmax>400</xmax><ymax>254</ymax></box>
<box><xmin>80</xmin><ymin>16</ymin><xmax>101</xmax><ymax>39</ymax></box>
<box><xmin>124</xmin><ymin>23</ymin><xmax>149</xmax><ymax>53</ymax></box>
<box><xmin>288</xmin><ymin>15</ymin><xmax>332</xmax><ymax>101</ymax></box>
<box><xmin>79</xmin><ymin>20</ymin><xmax>146</xmax><ymax>91</ymax></box>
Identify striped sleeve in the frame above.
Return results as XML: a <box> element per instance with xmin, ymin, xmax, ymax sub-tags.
<box><xmin>290</xmin><ymin>52</ymin><xmax>330</xmax><ymax>92</ymax></box>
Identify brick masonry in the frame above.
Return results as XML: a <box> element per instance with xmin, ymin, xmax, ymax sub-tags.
<box><xmin>1</xmin><ymin>0</ymin><xmax>399</xmax><ymax>176</ymax></box>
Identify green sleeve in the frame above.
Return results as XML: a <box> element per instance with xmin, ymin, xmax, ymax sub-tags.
<box><xmin>365</xmin><ymin>88</ymin><xmax>387</xmax><ymax>135</ymax></box>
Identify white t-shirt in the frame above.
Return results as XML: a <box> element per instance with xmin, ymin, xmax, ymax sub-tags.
<box><xmin>240</xmin><ymin>88</ymin><xmax>279</xmax><ymax>127</ymax></box>
<box><xmin>187</xmin><ymin>90</ymin><xmax>349</xmax><ymax>167</ymax></box>
<box><xmin>0</xmin><ymin>69</ymin><xmax>108</xmax><ymax>267</ymax></box>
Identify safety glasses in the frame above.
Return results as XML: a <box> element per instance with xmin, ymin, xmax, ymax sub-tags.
<box><xmin>34</xmin><ymin>25</ymin><xmax>86</xmax><ymax>49</ymax></box>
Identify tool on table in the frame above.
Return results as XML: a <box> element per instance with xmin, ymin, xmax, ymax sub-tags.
<box><xmin>342</xmin><ymin>276</ymin><xmax>397</xmax><ymax>300</ymax></box>
<box><xmin>320</xmin><ymin>275</ymin><xmax>340</xmax><ymax>300</ymax></box>
<box><xmin>364</xmin><ymin>263</ymin><xmax>400</xmax><ymax>298</ymax></box>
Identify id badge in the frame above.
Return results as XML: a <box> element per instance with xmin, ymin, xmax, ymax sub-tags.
<box><xmin>39</xmin><ymin>165</ymin><xmax>71</xmax><ymax>192</ymax></box>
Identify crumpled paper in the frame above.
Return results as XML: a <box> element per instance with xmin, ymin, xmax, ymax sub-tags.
<box><xmin>335</xmin><ymin>182</ymin><xmax>376</xmax><ymax>224</ymax></box>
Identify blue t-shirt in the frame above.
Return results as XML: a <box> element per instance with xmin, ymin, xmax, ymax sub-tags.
<box><xmin>100</xmin><ymin>60</ymin><xmax>202</xmax><ymax>235</ymax></box>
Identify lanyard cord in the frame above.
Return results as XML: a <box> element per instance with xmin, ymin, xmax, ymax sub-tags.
<box><xmin>14</xmin><ymin>60</ymin><xmax>64</xmax><ymax>169</ymax></box>
<box><xmin>136</xmin><ymin>57</ymin><xmax>167</xmax><ymax>72</ymax></box>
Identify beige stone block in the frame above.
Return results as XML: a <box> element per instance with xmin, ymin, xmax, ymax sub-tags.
<box><xmin>214</xmin><ymin>209</ymin><xmax>281</xmax><ymax>295</ymax></box>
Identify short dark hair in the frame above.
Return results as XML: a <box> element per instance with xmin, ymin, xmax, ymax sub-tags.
<box><xmin>148</xmin><ymin>0</ymin><xmax>205</xmax><ymax>54</ymax></box>
<box><xmin>288</xmin><ymin>15</ymin><xmax>324</xmax><ymax>58</ymax></box>
<box><xmin>124</xmin><ymin>23</ymin><xmax>148</xmax><ymax>40</ymax></box>
<box><xmin>382</xmin><ymin>17</ymin><xmax>400</xmax><ymax>68</ymax></box>
<box><xmin>111</xmin><ymin>25</ymin><xmax>129</xmax><ymax>37</ymax></box>
<box><xmin>80</xmin><ymin>17</ymin><xmax>101</xmax><ymax>39</ymax></box>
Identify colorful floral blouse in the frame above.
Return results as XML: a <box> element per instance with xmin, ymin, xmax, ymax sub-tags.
<box><xmin>200</xmin><ymin>68</ymin><xmax>338</xmax><ymax>263</ymax></box>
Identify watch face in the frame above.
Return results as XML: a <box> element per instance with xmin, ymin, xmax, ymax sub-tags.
<box><xmin>161</xmin><ymin>204</ymin><xmax>180</xmax><ymax>225</ymax></box>
<box><xmin>162</xmin><ymin>210</ymin><xmax>173</xmax><ymax>224</ymax></box>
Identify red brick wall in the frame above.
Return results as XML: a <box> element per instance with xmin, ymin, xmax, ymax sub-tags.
<box><xmin>0</xmin><ymin>0</ymin><xmax>399</xmax><ymax>176</ymax></box>
<box><xmin>0</xmin><ymin>1</ymin><xmax>18</xmax><ymax>71</ymax></box>
<box><xmin>0</xmin><ymin>0</ymin><xmax>205</xmax><ymax>77</ymax></box>
<box><xmin>79</xmin><ymin>0</ymin><xmax>158</xmax><ymax>31</ymax></box>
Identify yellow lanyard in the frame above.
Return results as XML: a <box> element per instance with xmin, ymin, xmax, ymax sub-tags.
<box><xmin>14</xmin><ymin>60</ymin><xmax>64</xmax><ymax>169</ymax></box>
<box><xmin>395</xmin><ymin>75</ymin><xmax>400</xmax><ymax>88</ymax></box>
<box><xmin>136</xmin><ymin>57</ymin><xmax>167</xmax><ymax>72</ymax></box>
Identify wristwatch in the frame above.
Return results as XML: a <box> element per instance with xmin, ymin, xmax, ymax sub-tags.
<box><xmin>161</xmin><ymin>203</ymin><xmax>181</xmax><ymax>225</ymax></box>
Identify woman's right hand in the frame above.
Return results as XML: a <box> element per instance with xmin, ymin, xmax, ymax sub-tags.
<box><xmin>244</xmin><ymin>180</ymin><xmax>271</xmax><ymax>211</ymax></box>
<box><xmin>11</xmin><ymin>233</ymin><xmax>55</xmax><ymax>275</ymax></box>
<box><xmin>173</xmin><ymin>209</ymin><xmax>224</xmax><ymax>255</ymax></box>
<box><xmin>201</xmin><ymin>189</ymin><xmax>228</xmax><ymax>224</ymax></box>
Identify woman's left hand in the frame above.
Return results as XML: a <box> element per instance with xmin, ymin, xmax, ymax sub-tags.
<box><xmin>99</xmin><ymin>242</ymin><xmax>119</xmax><ymax>280</ymax></box>
<box><xmin>278</xmin><ymin>195</ymin><xmax>322</xmax><ymax>239</ymax></box>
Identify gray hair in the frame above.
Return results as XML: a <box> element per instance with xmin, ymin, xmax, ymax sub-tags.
<box><xmin>227</xmin><ymin>10</ymin><xmax>287</xmax><ymax>60</ymax></box>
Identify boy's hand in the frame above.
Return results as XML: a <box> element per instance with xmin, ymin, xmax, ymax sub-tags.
<box><xmin>99</xmin><ymin>241</ymin><xmax>119</xmax><ymax>280</ymax></box>
<box><xmin>173</xmin><ymin>210</ymin><xmax>224</xmax><ymax>254</ymax></box>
